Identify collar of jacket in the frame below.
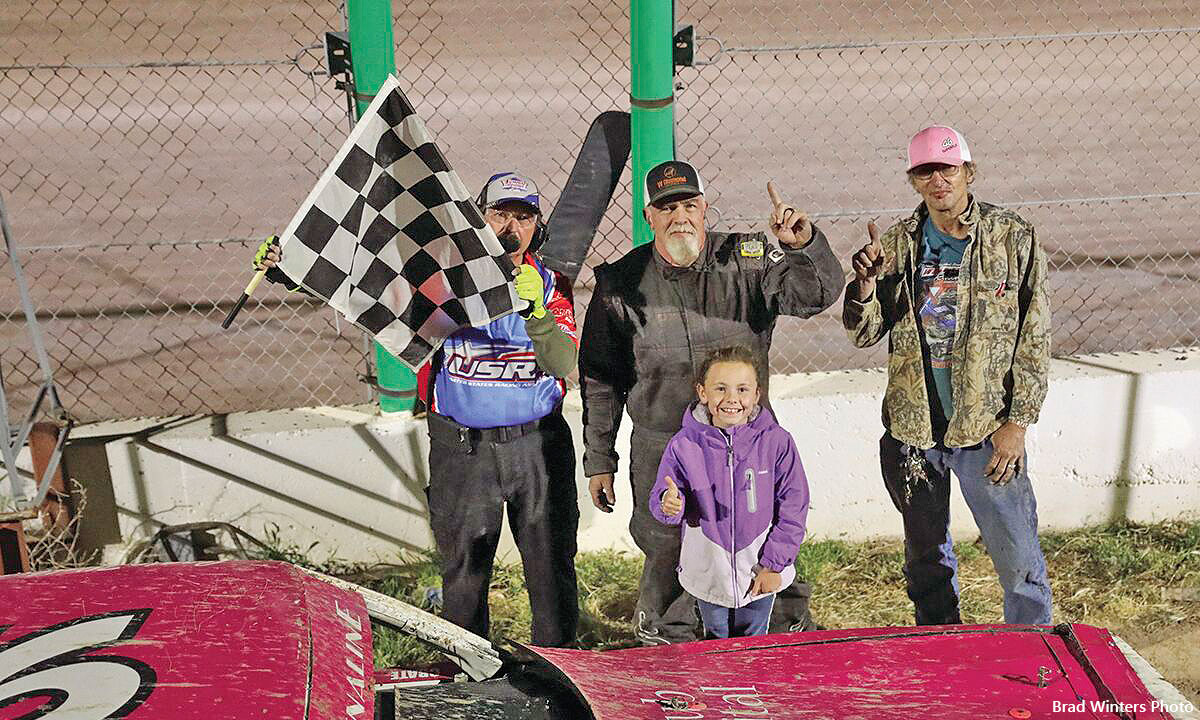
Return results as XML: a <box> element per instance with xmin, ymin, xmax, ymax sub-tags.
<box><xmin>900</xmin><ymin>193</ymin><xmax>980</xmax><ymax>236</ymax></box>
<box><xmin>683</xmin><ymin>401</ymin><xmax>771</xmax><ymax>456</ymax></box>
<box><xmin>519</xmin><ymin>249</ymin><xmax>546</xmax><ymax>272</ymax></box>
<box><xmin>653</xmin><ymin>230</ymin><xmax>722</xmax><ymax>278</ymax></box>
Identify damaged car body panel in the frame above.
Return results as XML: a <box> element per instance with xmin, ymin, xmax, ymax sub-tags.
<box><xmin>0</xmin><ymin>561</ymin><xmax>374</xmax><ymax>719</ymax></box>
<box><xmin>1</xmin><ymin>560</ymin><xmax>1191</xmax><ymax>719</ymax></box>
<box><xmin>527</xmin><ymin>624</ymin><xmax>1180</xmax><ymax>719</ymax></box>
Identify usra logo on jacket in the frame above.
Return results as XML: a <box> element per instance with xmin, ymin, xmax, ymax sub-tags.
<box><xmin>444</xmin><ymin>340</ymin><xmax>539</xmax><ymax>383</ymax></box>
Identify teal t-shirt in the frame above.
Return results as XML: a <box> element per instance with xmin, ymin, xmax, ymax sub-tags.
<box><xmin>916</xmin><ymin>217</ymin><xmax>968</xmax><ymax>437</ymax></box>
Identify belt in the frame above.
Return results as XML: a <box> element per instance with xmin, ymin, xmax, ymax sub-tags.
<box><xmin>472</xmin><ymin>417</ymin><xmax>543</xmax><ymax>443</ymax></box>
<box><xmin>427</xmin><ymin>411</ymin><xmax>557</xmax><ymax>453</ymax></box>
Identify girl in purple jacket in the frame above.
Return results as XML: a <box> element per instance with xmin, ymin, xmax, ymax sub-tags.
<box><xmin>649</xmin><ymin>345</ymin><xmax>810</xmax><ymax>638</ymax></box>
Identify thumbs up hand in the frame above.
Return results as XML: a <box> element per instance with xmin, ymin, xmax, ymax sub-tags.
<box><xmin>851</xmin><ymin>220</ymin><xmax>886</xmax><ymax>301</ymax></box>
<box><xmin>661</xmin><ymin>476</ymin><xmax>683</xmax><ymax>517</ymax></box>
<box><xmin>513</xmin><ymin>263</ymin><xmax>547</xmax><ymax>319</ymax></box>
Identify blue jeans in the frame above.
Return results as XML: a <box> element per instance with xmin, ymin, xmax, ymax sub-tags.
<box><xmin>697</xmin><ymin>594</ymin><xmax>776</xmax><ymax>638</ymax></box>
<box><xmin>880</xmin><ymin>432</ymin><xmax>1053</xmax><ymax>625</ymax></box>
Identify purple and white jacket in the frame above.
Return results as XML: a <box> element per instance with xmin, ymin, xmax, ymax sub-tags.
<box><xmin>649</xmin><ymin>403</ymin><xmax>810</xmax><ymax>609</ymax></box>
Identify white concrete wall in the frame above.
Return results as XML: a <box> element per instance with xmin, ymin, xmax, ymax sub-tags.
<box><xmin>771</xmin><ymin>348</ymin><xmax>1200</xmax><ymax>541</ymax></box>
<box><xmin>5</xmin><ymin>347</ymin><xmax>1198</xmax><ymax>562</ymax></box>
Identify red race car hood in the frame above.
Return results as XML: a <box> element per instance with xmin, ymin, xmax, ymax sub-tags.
<box><xmin>0</xmin><ymin>560</ymin><xmax>373</xmax><ymax>719</ymax></box>
<box><xmin>529</xmin><ymin>624</ymin><xmax>1176</xmax><ymax>719</ymax></box>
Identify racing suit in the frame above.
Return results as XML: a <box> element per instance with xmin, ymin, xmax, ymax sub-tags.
<box><xmin>580</xmin><ymin>227</ymin><xmax>843</xmax><ymax>643</ymax></box>
<box><xmin>425</xmin><ymin>251</ymin><xmax>579</xmax><ymax>647</ymax></box>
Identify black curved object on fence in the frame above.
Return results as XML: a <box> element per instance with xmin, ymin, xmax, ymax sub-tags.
<box><xmin>541</xmin><ymin>110</ymin><xmax>631</xmax><ymax>283</ymax></box>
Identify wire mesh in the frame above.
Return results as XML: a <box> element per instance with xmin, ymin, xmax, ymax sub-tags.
<box><xmin>2</xmin><ymin>0</ymin><xmax>1197</xmax><ymax>422</ymax></box>
<box><xmin>0</xmin><ymin>240</ymin><xmax>365</xmax><ymax>420</ymax></box>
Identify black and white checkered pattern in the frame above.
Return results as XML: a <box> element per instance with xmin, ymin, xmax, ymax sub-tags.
<box><xmin>277</xmin><ymin>75</ymin><xmax>517</xmax><ymax>370</ymax></box>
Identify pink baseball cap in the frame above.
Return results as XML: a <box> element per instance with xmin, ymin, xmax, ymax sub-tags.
<box><xmin>907</xmin><ymin>125</ymin><xmax>972</xmax><ymax>171</ymax></box>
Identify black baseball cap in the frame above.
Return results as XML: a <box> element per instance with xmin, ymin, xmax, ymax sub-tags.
<box><xmin>644</xmin><ymin>160</ymin><xmax>706</xmax><ymax>208</ymax></box>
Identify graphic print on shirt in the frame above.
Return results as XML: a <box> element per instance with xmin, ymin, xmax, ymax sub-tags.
<box><xmin>432</xmin><ymin>255</ymin><xmax>575</xmax><ymax>428</ymax></box>
<box><xmin>918</xmin><ymin>259</ymin><xmax>959</xmax><ymax>372</ymax></box>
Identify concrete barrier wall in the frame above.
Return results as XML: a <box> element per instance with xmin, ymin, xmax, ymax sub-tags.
<box><xmin>4</xmin><ymin>347</ymin><xmax>1198</xmax><ymax>562</ymax></box>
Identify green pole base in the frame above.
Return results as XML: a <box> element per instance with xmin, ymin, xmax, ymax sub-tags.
<box><xmin>347</xmin><ymin>0</ymin><xmax>403</xmax><ymax>413</ymax></box>
<box><xmin>374</xmin><ymin>341</ymin><xmax>417</xmax><ymax>413</ymax></box>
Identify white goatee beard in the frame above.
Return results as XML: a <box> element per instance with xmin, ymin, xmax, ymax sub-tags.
<box><xmin>663</xmin><ymin>234</ymin><xmax>703</xmax><ymax>266</ymax></box>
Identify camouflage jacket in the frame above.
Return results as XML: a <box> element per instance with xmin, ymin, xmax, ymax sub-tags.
<box><xmin>842</xmin><ymin>196</ymin><xmax>1051</xmax><ymax>449</ymax></box>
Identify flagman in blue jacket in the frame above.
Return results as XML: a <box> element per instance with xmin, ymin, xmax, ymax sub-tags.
<box><xmin>419</xmin><ymin>172</ymin><xmax>580</xmax><ymax>647</ymax></box>
<box><xmin>255</xmin><ymin>172</ymin><xmax>580</xmax><ymax>647</ymax></box>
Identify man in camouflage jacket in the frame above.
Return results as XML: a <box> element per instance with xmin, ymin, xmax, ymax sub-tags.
<box><xmin>842</xmin><ymin>126</ymin><xmax>1053</xmax><ymax>625</ymax></box>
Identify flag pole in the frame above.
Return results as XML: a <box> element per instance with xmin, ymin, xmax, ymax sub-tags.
<box><xmin>630</xmin><ymin>0</ymin><xmax>676</xmax><ymax>247</ymax></box>
<box><xmin>220</xmin><ymin>268</ymin><xmax>267</xmax><ymax>329</ymax></box>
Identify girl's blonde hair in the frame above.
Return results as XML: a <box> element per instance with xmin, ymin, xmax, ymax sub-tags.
<box><xmin>695</xmin><ymin>345</ymin><xmax>762</xmax><ymax>386</ymax></box>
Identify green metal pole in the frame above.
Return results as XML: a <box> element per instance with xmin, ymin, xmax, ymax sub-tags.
<box><xmin>347</xmin><ymin>0</ymin><xmax>415</xmax><ymax>412</ymax></box>
<box><xmin>630</xmin><ymin>0</ymin><xmax>676</xmax><ymax>247</ymax></box>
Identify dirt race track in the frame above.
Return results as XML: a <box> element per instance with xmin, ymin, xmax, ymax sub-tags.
<box><xmin>1</xmin><ymin>0</ymin><xmax>1198</xmax><ymax>421</ymax></box>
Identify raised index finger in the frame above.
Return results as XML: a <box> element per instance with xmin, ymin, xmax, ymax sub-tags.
<box><xmin>766</xmin><ymin>180</ymin><xmax>784</xmax><ymax>209</ymax></box>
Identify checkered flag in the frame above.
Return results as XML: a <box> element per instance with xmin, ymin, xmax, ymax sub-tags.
<box><xmin>276</xmin><ymin>75</ymin><xmax>518</xmax><ymax>370</ymax></box>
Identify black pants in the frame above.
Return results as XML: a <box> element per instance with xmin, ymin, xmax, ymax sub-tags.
<box><xmin>629</xmin><ymin>429</ymin><xmax>818</xmax><ymax>644</ymax></box>
<box><xmin>426</xmin><ymin>411</ymin><xmax>579</xmax><ymax>647</ymax></box>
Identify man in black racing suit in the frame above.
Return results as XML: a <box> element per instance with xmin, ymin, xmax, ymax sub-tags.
<box><xmin>580</xmin><ymin>160</ymin><xmax>844</xmax><ymax>643</ymax></box>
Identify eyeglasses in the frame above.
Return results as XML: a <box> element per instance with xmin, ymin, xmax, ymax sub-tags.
<box><xmin>485</xmin><ymin>208</ymin><xmax>538</xmax><ymax>227</ymax></box>
<box><xmin>910</xmin><ymin>164</ymin><xmax>963</xmax><ymax>181</ymax></box>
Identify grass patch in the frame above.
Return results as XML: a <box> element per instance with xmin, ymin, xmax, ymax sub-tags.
<box><xmin>576</xmin><ymin>549</ymin><xmax>642</xmax><ymax>648</ymax></box>
<box><xmin>311</xmin><ymin>520</ymin><xmax>1200</xmax><ymax>669</ymax></box>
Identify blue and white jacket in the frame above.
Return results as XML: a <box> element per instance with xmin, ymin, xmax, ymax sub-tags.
<box><xmin>430</xmin><ymin>252</ymin><xmax>577</xmax><ymax>428</ymax></box>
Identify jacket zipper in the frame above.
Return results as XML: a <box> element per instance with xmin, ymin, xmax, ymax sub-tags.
<box><xmin>947</xmin><ymin>225</ymin><xmax>978</xmax><ymax>427</ymax></box>
<box><xmin>666</xmin><ymin>275</ymin><xmax>697</xmax><ymax>383</ymax></box>
<box><xmin>726</xmin><ymin>435</ymin><xmax>737</xmax><ymax>604</ymax></box>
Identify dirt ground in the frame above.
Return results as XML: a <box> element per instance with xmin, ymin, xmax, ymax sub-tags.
<box><xmin>1117</xmin><ymin>621</ymin><xmax>1200</xmax><ymax>707</ymax></box>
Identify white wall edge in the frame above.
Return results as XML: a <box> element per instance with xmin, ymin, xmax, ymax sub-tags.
<box><xmin>4</xmin><ymin>346</ymin><xmax>1198</xmax><ymax>563</ymax></box>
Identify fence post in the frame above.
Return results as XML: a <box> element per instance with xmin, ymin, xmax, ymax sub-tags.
<box><xmin>346</xmin><ymin>0</ymin><xmax>417</xmax><ymax>413</ymax></box>
<box><xmin>30</xmin><ymin>422</ymin><xmax>71</xmax><ymax>534</ymax></box>
<box><xmin>630</xmin><ymin>0</ymin><xmax>676</xmax><ymax>247</ymax></box>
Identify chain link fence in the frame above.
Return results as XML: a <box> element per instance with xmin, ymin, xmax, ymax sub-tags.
<box><xmin>2</xmin><ymin>1</ymin><xmax>1198</xmax><ymax>423</ymax></box>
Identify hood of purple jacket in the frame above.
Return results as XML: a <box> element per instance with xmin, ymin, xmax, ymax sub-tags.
<box><xmin>649</xmin><ymin>402</ymin><xmax>810</xmax><ymax>608</ymax></box>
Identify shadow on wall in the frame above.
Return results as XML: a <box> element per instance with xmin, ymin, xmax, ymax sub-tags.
<box><xmin>65</xmin><ymin>412</ymin><xmax>432</xmax><ymax>561</ymax></box>
<box><xmin>1060</xmin><ymin>356</ymin><xmax>1141</xmax><ymax>524</ymax></box>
